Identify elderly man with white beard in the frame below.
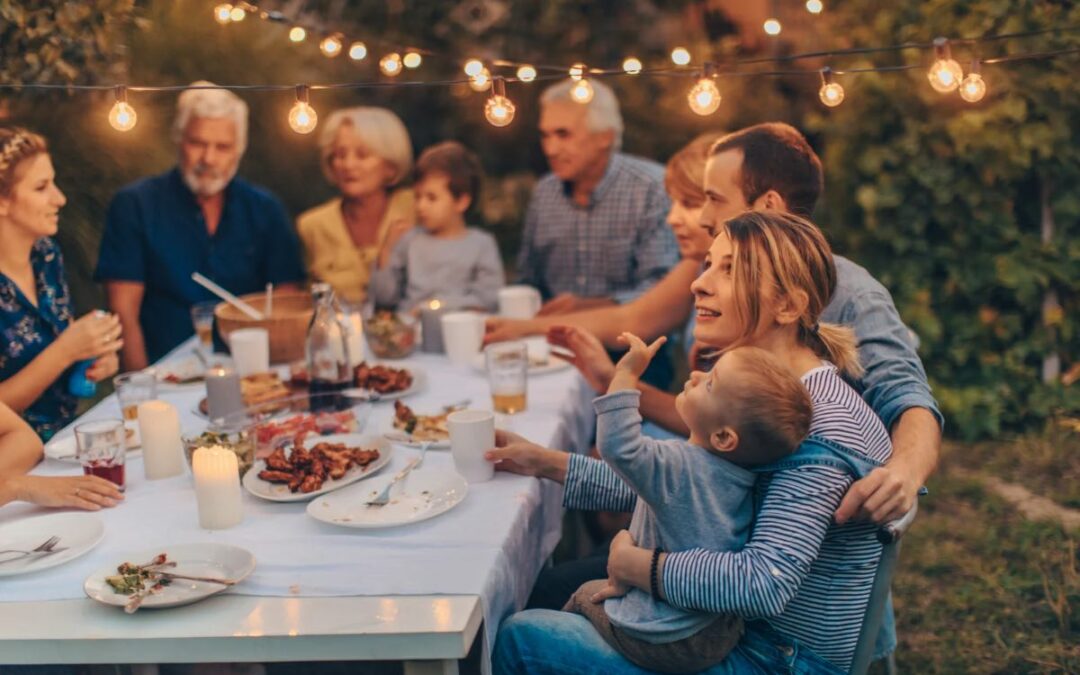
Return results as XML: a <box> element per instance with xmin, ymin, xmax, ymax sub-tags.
<box><xmin>96</xmin><ymin>82</ymin><xmax>306</xmax><ymax>369</ymax></box>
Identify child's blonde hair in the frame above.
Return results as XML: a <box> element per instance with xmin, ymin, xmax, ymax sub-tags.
<box><xmin>722</xmin><ymin>346</ymin><xmax>813</xmax><ymax>464</ymax></box>
<box><xmin>722</xmin><ymin>210</ymin><xmax>863</xmax><ymax>379</ymax></box>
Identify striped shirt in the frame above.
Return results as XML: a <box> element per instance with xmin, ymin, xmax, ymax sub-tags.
<box><xmin>516</xmin><ymin>153</ymin><xmax>678</xmax><ymax>304</ymax></box>
<box><xmin>563</xmin><ymin>363</ymin><xmax>893</xmax><ymax>671</ymax></box>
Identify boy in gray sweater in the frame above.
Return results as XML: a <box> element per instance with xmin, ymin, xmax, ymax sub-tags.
<box><xmin>370</xmin><ymin>141</ymin><xmax>504</xmax><ymax>313</ymax></box>
<box><xmin>564</xmin><ymin>334</ymin><xmax>813</xmax><ymax>673</ymax></box>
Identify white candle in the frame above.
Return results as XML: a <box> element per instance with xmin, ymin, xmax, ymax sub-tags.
<box><xmin>137</xmin><ymin>400</ymin><xmax>185</xmax><ymax>480</ymax></box>
<box><xmin>192</xmin><ymin>446</ymin><xmax>243</xmax><ymax>530</ymax></box>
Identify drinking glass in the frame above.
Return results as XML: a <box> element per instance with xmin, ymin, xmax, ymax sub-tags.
<box><xmin>75</xmin><ymin>419</ymin><xmax>127</xmax><ymax>491</ymax></box>
<box><xmin>114</xmin><ymin>371</ymin><xmax>157</xmax><ymax>448</ymax></box>
<box><xmin>485</xmin><ymin>341</ymin><xmax>527</xmax><ymax>414</ymax></box>
<box><xmin>190</xmin><ymin>301</ymin><xmax>217</xmax><ymax>352</ymax></box>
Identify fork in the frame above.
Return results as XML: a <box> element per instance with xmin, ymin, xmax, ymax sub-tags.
<box><xmin>0</xmin><ymin>535</ymin><xmax>66</xmax><ymax>564</ymax></box>
<box><xmin>364</xmin><ymin>442</ymin><xmax>430</xmax><ymax>507</ymax></box>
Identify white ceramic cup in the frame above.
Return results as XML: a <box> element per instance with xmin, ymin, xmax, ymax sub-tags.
<box><xmin>523</xmin><ymin>336</ymin><xmax>551</xmax><ymax>365</ymax></box>
<box><xmin>441</xmin><ymin>312</ymin><xmax>485</xmax><ymax>365</ymax></box>
<box><xmin>229</xmin><ymin>328</ymin><xmax>270</xmax><ymax>377</ymax></box>
<box><xmin>498</xmin><ymin>285</ymin><xmax>542</xmax><ymax>319</ymax></box>
<box><xmin>448</xmin><ymin>409</ymin><xmax>496</xmax><ymax>483</ymax></box>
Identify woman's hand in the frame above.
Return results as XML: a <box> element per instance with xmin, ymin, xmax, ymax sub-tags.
<box><xmin>484</xmin><ymin>429</ymin><xmax>569</xmax><ymax>483</ymax></box>
<box><xmin>55</xmin><ymin>312</ymin><xmax>123</xmax><ymax>365</ymax></box>
<box><xmin>85</xmin><ymin>353</ymin><xmax>119</xmax><ymax>382</ymax></box>
<box><xmin>547</xmin><ymin>325</ymin><xmax>616</xmax><ymax>394</ymax></box>
<box><xmin>11</xmin><ymin>474</ymin><xmax>124</xmax><ymax>511</ymax></box>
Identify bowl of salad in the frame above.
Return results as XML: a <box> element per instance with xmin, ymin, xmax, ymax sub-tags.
<box><xmin>364</xmin><ymin>311</ymin><xmax>418</xmax><ymax>359</ymax></box>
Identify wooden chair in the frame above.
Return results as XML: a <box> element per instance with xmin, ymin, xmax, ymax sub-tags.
<box><xmin>849</xmin><ymin>501</ymin><xmax>919</xmax><ymax>675</ymax></box>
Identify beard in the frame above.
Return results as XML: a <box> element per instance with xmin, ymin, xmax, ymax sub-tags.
<box><xmin>181</xmin><ymin>162</ymin><xmax>237</xmax><ymax>197</ymax></box>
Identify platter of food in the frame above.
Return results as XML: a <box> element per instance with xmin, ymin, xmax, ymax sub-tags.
<box><xmin>383</xmin><ymin>400</ymin><xmax>459</xmax><ymax>449</ymax></box>
<box><xmin>195</xmin><ymin>372</ymin><xmax>296</xmax><ymax>418</ymax></box>
<box><xmin>242</xmin><ymin>433</ymin><xmax>392</xmax><ymax>502</ymax></box>
<box><xmin>347</xmin><ymin>362</ymin><xmax>425</xmax><ymax>400</ymax></box>
<box><xmin>249</xmin><ymin>409</ymin><xmax>360</xmax><ymax>457</ymax></box>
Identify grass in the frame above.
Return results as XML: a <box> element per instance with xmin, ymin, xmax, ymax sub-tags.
<box><xmin>878</xmin><ymin>422</ymin><xmax>1080</xmax><ymax>674</ymax></box>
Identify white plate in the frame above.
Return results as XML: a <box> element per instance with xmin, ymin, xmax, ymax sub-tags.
<box><xmin>383</xmin><ymin>431</ymin><xmax>451</xmax><ymax>450</ymax></box>
<box><xmin>83</xmin><ymin>543</ymin><xmax>255</xmax><ymax>610</ymax></box>
<box><xmin>345</xmin><ymin>366</ymin><xmax>427</xmax><ymax>401</ymax></box>
<box><xmin>0</xmin><ymin>512</ymin><xmax>105</xmax><ymax>577</ymax></box>
<box><xmin>470</xmin><ymin>352</ymin><xmax>571</xmax><ymax>376</ymax></box>
<box><xmin>242</xmin><ymin>434</ymin><xmax>392</xmax><ymax>502</ymax></box>
<box><xmin>44</xmin><ymin>433</ymin><xmax>142</xmax><ymax>464</ymax></box>
<box><xmin>307</xmin><ymin>468</ymin><xmax>468</xmax><ymax>529</ymax></box>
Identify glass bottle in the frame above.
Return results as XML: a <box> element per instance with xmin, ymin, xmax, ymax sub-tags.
<box><xmin>306</xmin><ymin>283</ymin><xmax>352</xmax><ymax>411</ymax></box>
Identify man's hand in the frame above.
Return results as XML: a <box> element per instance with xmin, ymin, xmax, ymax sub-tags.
<box><xmin>614</xmin><ymin>333</ymin><xmax>667</xmax><ymax>380</ymax></box>
<box><xmin>484</xmin><ymin>429</ymin><xmax>569</xmax><ymax>483</ymax></box>
<box><xmin>537</xmin><ymin>293</ymin><xmax>615</xmax><ymax>316</ymax></box>
<box><xmin>483</xmin><ymin>316</ymin><xmax>535</xmax><ymax>346</ymax></box>
<box><xmin>547</xmin><ymin>325</ymin><xmax>615</xmax><ymax>393</ymax></box>
<box><xmin>588</xmin><ymin>577</ymin><xmax>630</xmax><ymax>604</ymax></box>
<box><xmin>835</xmin><ymin>465</ymin><xmax>920</xmax><ymax>525</ymax></box>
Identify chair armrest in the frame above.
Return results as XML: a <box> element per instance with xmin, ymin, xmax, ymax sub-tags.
<box><xmin>876</xmin><ymin>501</ymin><xmax>918</xmax><ymax>545</ymax></box>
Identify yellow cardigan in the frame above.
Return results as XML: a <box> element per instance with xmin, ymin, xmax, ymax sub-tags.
<box><xmin>296</xmin><ymin>189</ymin><xmax>415</xmax><ymax>304</ymax></box>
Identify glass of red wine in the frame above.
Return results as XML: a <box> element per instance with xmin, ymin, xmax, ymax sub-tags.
<box><xmin>74</xmin><ymin>418</ymin><xmax>126</xmax><ymax>492</ymax></box>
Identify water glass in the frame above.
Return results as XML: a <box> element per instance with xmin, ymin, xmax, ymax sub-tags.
<box><xmin>485</xmin><ymin>341</ymin><xmax>527</xmax><ymax>414</ymax></box>
<box><xmin>114</xmin><ymin>370</ymin><xmax>157</xmax><ymax>448</ymax></box>
<box><xmin>75</xmin><ymin>419</ymin><xmax>127</xmax><ymax>491</ymax></box>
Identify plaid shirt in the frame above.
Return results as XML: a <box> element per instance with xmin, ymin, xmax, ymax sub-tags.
<box><xmin>516</xmin><ymin>153</ymin><xmax>677</xmax><ymax>303</ymax></box>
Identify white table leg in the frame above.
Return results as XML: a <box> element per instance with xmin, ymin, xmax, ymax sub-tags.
<box><xmin>403</xmin><ymin>660</ymin><xmax>459</xmax><ymax>675</ymax></box>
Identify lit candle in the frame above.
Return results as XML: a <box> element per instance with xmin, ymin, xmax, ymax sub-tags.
<box><xmin>137</xmin><ymin>400</ymin><xmax>185</xmax><ymax>479</ymax></box>
<box><xmin>192</xmin><ymin>446</ymin><xmax>243</xmax><ymax>529</ymax></box>
<box><xmin>205</xmin><ymin>366</ymin><xmax>244</xmax><ymax>421</ymax></box>
<box><xmin>420</xmin><ymin>298</ymin><xmax>446</xmax><ymax>353</ymax></box>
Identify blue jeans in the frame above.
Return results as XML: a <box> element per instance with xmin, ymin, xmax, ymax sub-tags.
<box><xmin>493</xmin><ymin>610</ymin><xmax>843</xmax><ymax>675</ymax></box>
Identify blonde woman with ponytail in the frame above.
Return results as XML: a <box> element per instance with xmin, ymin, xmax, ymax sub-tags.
<box><xmin>493</xmin><ymin>210</ymin><xmax>897</xmax><ymax>674</ymax></box>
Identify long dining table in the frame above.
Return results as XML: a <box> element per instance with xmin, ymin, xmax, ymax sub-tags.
<box><xmin>0</xmin><ymin>337</ymin><xmax>597</xmax><ymax>675</ymax></box>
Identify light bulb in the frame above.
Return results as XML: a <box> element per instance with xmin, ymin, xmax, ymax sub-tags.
<box><xmin>517</xmin><ymin>65</ymin><xmax>537</xmax><ymax>82</ymax></box>
<box><xmin>289</xmin><ymin>26</ymin><xmax>306</xmax><ymax>42</ymax></box>
<box><xmin>469</xmin><ymin>68</ymin><xmax>492</xmax><ymax>92</ymax></box>
<box><xmin>380</xmin><ymin>53</ymin><xmax>402</xmax><ymax>76</ymax></box>
<box><xmin>214</xmin><ymin>4</ymin><xmax>232</xmax><ymax>24</ymax></box>
<box><xmin>960</xmin><ymin>73</ymin><xmax>986</xmax><ymax>102</ymax></box>
<box><xmin>927</xmin><ymin>58</ymin><xmax>963</xmax><ymax>92</ymax></box>
<box><xmin>569</xmin><ymin>63</ymin><xmax>585</xmax><ymax>81</ymax></box>
<box><xmin>348</xmin><ymin>41</ymin><xmax>367</xmax><ymax>60</ymax></box>
<box><xmin>403</xmin><ymin>52</ymin><xmax>422</xmax><ymax>69</ymax></box>
<box><xmin>687</xmin><ymin>78</ymin><xmax>721</xmax><ymax>115</ymax></box>
<box><xmin>806</xmin><ymin>0</ymin><xmax>824</xmax><ymax>13</ymax></box>
<box><xmin>623</xmin><ymin>57</ymin><xmax>643</xmax><ymax>75</ymax></box>
<box><xmin>319</xmin><ymin>35</ymin><xmax>342</xmax><ymax>58</ymax></box>
<box><xmin>108</xmin><ymin>101</ymin><xmax>137</xmax><ymax>132</ymax></box>
<box><xmin>763</xmin><ymin>19</ymin><xmax>782</xmax><ymax>35</ymax></box>
<box><xmin>288</xmin><ymin>102</ymin><xmax>318</xmax><ymax>134</ymax></box>
<box><xmin>819</xmin><ymin>82</ymin><xmax>844</xmax><ymax>107</ymax></box>
<box><xmin>671</xmin><ymin>47</ymin><xmax>691</xmax><ymax>66</ymax></box>
<box><xmin>485</xmin><ymin>95</ymin><xmax>516</xmax><ymax>127</ymax></box>
<box><xmin>570</xmin><ymin>79</ymin><xmax>594</xmax><ymax>104</ymax></box>
<box><xmin>464</xmin><ymin>59</ymin><xmax>484</xmax><ymax>77</ymax></box>
<box><xmin>229</xmin><ymin>6</ymin><xmax>245</xmax><ymax>21</ymax></box>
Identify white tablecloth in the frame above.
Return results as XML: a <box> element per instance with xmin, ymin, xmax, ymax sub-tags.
<box><xmin>0</xmin><ymin>340</ymin><xmax>595</xmax><ymax>670</ymax></box>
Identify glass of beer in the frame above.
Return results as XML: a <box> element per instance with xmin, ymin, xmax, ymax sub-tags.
<box><xmin>485</xmin><ymin>341</ymin><xmax>527</xmax><ymax>414</ymax></box>
<box><xmin>75</xmin><ymin>419</ymin><xmax>127</xmax><ymax>491</ymax></box>
<box><xmin>190</xmin><ymin>301</ymin><xmax>217</xmax><ymax>352</ymax></box>
<box><xmin>114</xmin><ymin>370</ymin><xmax>157</xmax><ymax>448</ymax></box>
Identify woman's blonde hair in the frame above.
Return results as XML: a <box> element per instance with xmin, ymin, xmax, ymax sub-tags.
<box><xmin>723</xmin><ymin>210</ymin><xmax>863</xmax><ymax>378</ymax></box>
<box><xmin>665</xmin><ymin>131</ymin><xmax>723</xmax><ymax>205</ymax></box>
<box><xmin>318</xmin><ymin>107</ymin><xmax>414</xmax><ymax>187</ymax></box>
<box><xmin>0</xmin><ymin>127</ymin><xmax>48</xmax><ymax>197</ymax></box>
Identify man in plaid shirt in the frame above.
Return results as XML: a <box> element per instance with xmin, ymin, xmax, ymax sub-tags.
<box><xmin>517</xmin><ymin>79</ymin><xmax>678</xmax><ymax>316</ymax></box>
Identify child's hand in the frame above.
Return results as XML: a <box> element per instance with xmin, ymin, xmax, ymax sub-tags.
<box><xmin>614</xmin><ymin>333</ymin><xmax>667</xmax><ymax>380</ymax></box>
<box><xmin>589</xmin><ymin>577</ymin><xmax>630</xmax><ymax>604</ymax></box>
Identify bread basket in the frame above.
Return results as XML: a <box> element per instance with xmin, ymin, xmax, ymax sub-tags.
<box><xmin>214</xmin><ymin>291</ymin><xmax>313</xmax><ymax>364</ymax></box>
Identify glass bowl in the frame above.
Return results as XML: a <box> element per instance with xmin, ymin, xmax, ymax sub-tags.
<box><xmin>181</xmin><ymin>428</ymin><xmax>256</xmax><ymax>478</ymax></box>
<box><xmin>364</xmin><ymin>311</ymin><xmax>418</xmax><ymax>359</ymax></box>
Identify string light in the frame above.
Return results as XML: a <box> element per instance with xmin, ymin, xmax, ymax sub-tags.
<box><xmin>818</xmin><ymin>67</ymin><xmax>845</xmax><ymax>107</ymax></box>
<box><xmin>806</xmin><ymin>0</ymin><xmax>824</xmax><ymax>14</ymax></box>
<box><xmin>319</xmin><ymin>34</ymin><xmax>343</xmax><ymax>58</ymax></box>
<box><xmin>569</xmin><ymin>63</ymin><xmax>585</xmax><ymax>81</ymax></box>
<box><xmin>469</xmin><ymin>67</ymin><xmax>492</xmax><ymax>91</ymax></box>
<box><xmin>485</xmin><ymin>77</ymin><xmax>516</xmax><ymax>127</ymax></box>
<box><xmin>928</xmin><ymin>37</ymin><xmax>964</xmax><ymax>93</ymax></box>
<box><xmin>570</xmin><ymin>78</ymin><xmax>594</xmax><ymax>104</ymax></box>
<box><xmin>687</xmin><ymin>63</ymin><xmax>720</xmax><ymax>115</ymax></box>
<box><xmin>960</xmin><ymin>60</ymin><xmax>987</xmax><ymax>102</ymax></box>
<box><xmin>214</xmin><ymin>4</ymin><xmax>233</xmax><ymax>24</ymax></box>
<box><xmin>403</xmin><ymin>52</ymin><xmax>422</xmax><ymax>69</ymax></box>
<box><xmin>348</xmin><ymin>41</ymin><xmax>367</xmax><ymax>60</ymax></box>
<box><xmin>108</xmin><ymin>86</ymin><xmax>137</xmax><ymax>132</ymax></box>
<box><xmin>379</xmin><ymin>52</ymin><xmax>403</xmax><ymax>76</ymax></box>
<box><xmin>764</xmin><ymin>19</ymin><xmax>782</xmax><ymax>36</ymax></box>
<box><xmin>671</xmin><ymin>47</ymin><xmax>691</xmax><ymax>66</ymax></box>
<box><xmin>623</xmin><ymin>57</ymin><xmax>643</xmax><ymax>75</ymax></box>
<box><xmin>287</xmin><ymin>85</ymin><xmax>317</xmax><ymax>134</ymax></box>
<box><xmin>516</xmin><ymin>65</ymin><xmax>537</xmax><ymax>82</ymax></box>
<box><xmin>289</xmin><ymin>26</ymin><xmax>306</xmax><ymax>42</ymax></box>
<box><xmin>229</xmin><ymin>5</ymin><xmax>245</xmax><ymax>21</ymax></box>
<box><xmin>463</xmin><ymin>59</ymin><xmax>484</xmax><ymax>77</ymax></box>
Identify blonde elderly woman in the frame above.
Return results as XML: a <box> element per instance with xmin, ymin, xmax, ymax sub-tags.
<box><xmin>296</xmin><ymin>106</ymin><xmax>416</xmax><ymax>304</ymax></box>
<box><xmin>96</xmin><ymin>81</ymin><xmax>306</xmax><ymax>370</ymax></box>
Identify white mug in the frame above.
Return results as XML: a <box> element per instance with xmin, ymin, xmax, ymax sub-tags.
<box><xmin>229</xmin><ymin>328</ymin><xmax>270</xmax><ymax>377</ymax></box>
<box><xmin>448</xmin><ymin>409</ymin><xmax>495</xmax><ymax>483</ymax></box>
<box><xmin>498</xmin><ymin>285</ymin><xmax>542</xmax><ymax>319</ymax></box>
<box><xmin>441</xmin><ymin>312</ymin><xmax>485</xmax><ymax>365</ymax></box>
